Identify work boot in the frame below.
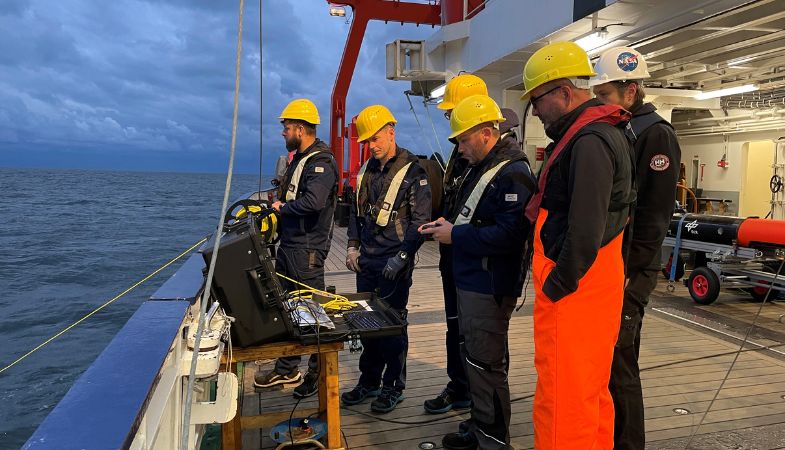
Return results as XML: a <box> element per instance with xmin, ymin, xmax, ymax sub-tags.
<box><xmin>341</xmin><ymin>384</ymin><xmax>382</xmax><ymax>405</ymax></box>
<box><xmin>423</xmin><ymin>388</ymin><xmax>471</xmax><ymax>414</ymax></box>
<box><xmin>293</xmin><ymin>370</ymin><xmax>319</xmax><ymax>399</ymax></box>
<box><xmin>442</xmin><ymin>430</ymin><xmax>478</xmax><ymax>450</ymax></box>
<box><xmin>253</xmin><ymin>369</ymin><xmax>301</xmax><ymax>388</ymax></box>
<box><xmin>370</xmin><ymin>386</ymin><xmax>405</xmax><ymax>413</ymax></box>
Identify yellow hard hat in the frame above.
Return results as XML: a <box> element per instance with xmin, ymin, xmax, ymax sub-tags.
<box><xmin>448</xmin><ymin>94</ymin><xmax>505</xmax><ymax>139</ymax></box>
<box><xmin>520</xmin><ymin>42</ymin><xmax>596</xmax><ymax>100</ymax></box>
<box><xmin>279</xmin><ymin>98</ymin><xmax>320</xmax><ymax>125</ymax></box>
<box><xmin>437</xmin><ymin>74</ymin><xmax>489</xmax><ymax>110</ymax></box>
<box><xmin>356</xmin><ymin>104</ymin><xmax>397</xmax><ymax>142</ymax></box>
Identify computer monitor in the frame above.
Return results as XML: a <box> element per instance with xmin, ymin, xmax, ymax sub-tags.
<box><xmin>201</xmin><ymin>215</ymin><xmax>292</xmax><ymax>347</ymax></box>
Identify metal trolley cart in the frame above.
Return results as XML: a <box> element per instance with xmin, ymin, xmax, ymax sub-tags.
<box><xmin>663</xmin><ymin>214</ymin><xmax>785</xmax><ymax>305</ymax></box>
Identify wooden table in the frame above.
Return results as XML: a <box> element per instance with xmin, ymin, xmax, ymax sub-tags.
<box><xmin>221</xmin><ymin>340</ymin><xmax>345</xmax><ymax>450</ymax></box>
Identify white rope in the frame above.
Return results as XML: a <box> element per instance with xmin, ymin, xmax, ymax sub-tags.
<box><xmin>416</xmin><ymin>80</ymin><xmax>446</xmax><ymax>161</ymax></box>
<box><xmin>423</xmin><ymin>98</ymin><xmax>445</xmax><ymax>158</ymax></box>
<box><xmin>180</xmin><ymin>0</ymin><xmax>245</xmax><ymax>447</ymax></box>
<box><xmin>404</xmin><ymin>91</ymin><xmax>436</xmax><ymax>156</ymax></box>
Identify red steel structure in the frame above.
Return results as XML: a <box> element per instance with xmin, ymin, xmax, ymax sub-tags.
<box><xmin>327</xmin><ymin>0</ymin><xmax>441</xmax><ymax>193</ymax></box>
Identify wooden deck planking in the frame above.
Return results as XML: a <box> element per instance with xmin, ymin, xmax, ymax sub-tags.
<box><xmin>238</xmin><ymin>256</ymin><xmax>785</xmax><ymax>449</ymax></box>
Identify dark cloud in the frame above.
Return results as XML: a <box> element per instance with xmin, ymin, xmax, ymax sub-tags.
<box><xmin>0</xmin><ymin>0</ymin><xmax>449</xmax><ymax>173</ymax></box>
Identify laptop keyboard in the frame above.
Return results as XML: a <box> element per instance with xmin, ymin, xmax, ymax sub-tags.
<box><xmin>343</xmin><ymin>311</ymin><xmax>390</xmax><ymax>330</ymax></box>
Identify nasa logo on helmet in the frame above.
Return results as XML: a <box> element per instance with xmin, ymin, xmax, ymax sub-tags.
<box><xmin>616</xmin><ymin>52</ymin><xmax>639</xmax><ymax>72</ymax></box>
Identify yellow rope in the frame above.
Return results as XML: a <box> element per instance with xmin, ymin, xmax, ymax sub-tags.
<box><xmin>0</xmin><ymin>237</ymin><xmax>208</xmax><ymax>375</ymax></box>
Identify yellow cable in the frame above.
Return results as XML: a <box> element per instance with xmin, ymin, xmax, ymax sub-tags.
<box><xmin>277</xmin><ymin>274</ymin><xmax>355</xmax><ymax>311</ymax></box>
<box><xmin>0</xmin><ymin>237</ymin><xmax>208</xmax><ymax>375</ymax></box>
<box><xmin>277</xmin><ymin>273</ymin><xmax>349</xmax><ymax>302</ymax></box>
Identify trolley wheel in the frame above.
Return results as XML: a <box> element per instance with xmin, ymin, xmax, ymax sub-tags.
<box><xmin>687</xmin><ymin>267</ymin><xmax>721</xmax><ymax>305</ymax></box>
<box><xmin>747</xmin><ymin>285</ymin><xmax>771</xmax><ymax>301</ymax></box>
<box><xmin>662</xmin><ymin>254</ymin><xmax>686</xmax><ymax>281</ymax></box>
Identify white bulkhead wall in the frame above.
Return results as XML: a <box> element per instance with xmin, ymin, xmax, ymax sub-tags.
<box><xmin>678</xmin><ymin>130</ymin><xmax>784</xmax><ymax>217</ymax></box>
<box><xmin>426</xmin><ymin>0</ymin><xmax>619</xmax><ymax>75</ymax></box>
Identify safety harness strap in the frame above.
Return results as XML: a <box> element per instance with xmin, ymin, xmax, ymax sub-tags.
<box><xmin>374</xmin><ymin>161</ymin><xmax>413</xmax><ymax>227</ymax></box>
<box><xmin>630</xmin><ymin>110</ymin><xmax>669</xmax><ymax>141</ymax></box>
<box><xmin>454</xmin><ymin>159</ymin><xmax>514</xmax><ymax>226</ymax></box>
<box><xmin>284</xmin><ymin>151</ymin><xmax>323</xmax><ymax>202</ymax></box>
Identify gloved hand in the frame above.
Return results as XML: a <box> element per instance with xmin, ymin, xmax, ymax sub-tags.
<box><xmin>346</xmin><ymin>247</ymin><xmax>361</xmax><ymax>272</ymax></box>
<box><xmin>382</xmin><ymin>251</ymin><xmax>409</xmax><ymax>280</ymax></box>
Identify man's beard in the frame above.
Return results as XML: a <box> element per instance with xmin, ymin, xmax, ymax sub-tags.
<box><xmin>285</xmin><ymin>136</ymin><xmax>301</xmax><ymax>151</ymax></box>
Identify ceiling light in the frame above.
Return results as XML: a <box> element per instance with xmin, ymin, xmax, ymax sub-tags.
<box><xmin>575</xmin><ymin>27</ymin><xmax>609</xmax><ymax>52</ymax></box>
<box><xmin>329</xmin><ymin>5</ymin><xmax>346</xmax><ymax>17</ymax></box>
<box><xmin>695</xmin><ymin>84</ymin><xmax>758</xmax><ymax>100</ymax></box>
<box><xmin>728</xmin><ymin>57</ymin><xmax>755</xmax><ymax>67</ymax></box>
<box><xmin>429</xmin><ymin>82</ymin><xmax>447</xmax><ymax>100</ymax></box>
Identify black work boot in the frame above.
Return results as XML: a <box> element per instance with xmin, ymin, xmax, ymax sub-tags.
<box><xmin>442</xmin><ymin>430</ymin><xmax>478</xmax><ymax>450</ymax></box>
<box><xmin>423</xmin><ymin>387</ymin><xmax>471</xmax><ymax>414</ymax></box>
<box><xmin>293</xmin><ymin>370</ymin><xmax>319</xmax><ymax>399</ymax></box>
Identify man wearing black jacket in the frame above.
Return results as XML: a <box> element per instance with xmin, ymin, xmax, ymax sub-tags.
<box><xmin>423</xmin><ymin>94</ymin><xmax>535</xmax><ymax>450</ymax></box>
<box><xmin>521</xmin><ymin>42</ymin><xmax>636</xmax><ymax>450</ymax></box>
<box><xmin>590</xmin><ymin>46</ymin><xmax>681</xmax><ymax>450</ymax></box>
<box><xmin>341</xmin><ymin>104</ymin><xmax>431</xmax><ymax>413</ymax></box>
<box><xmin>254</xmin><ymin>99</ymin><xmax>338</xmax><ymax>399</ymax></box>
<box><xmin>424</xmin><ymin>73</ymin><xmax>490</xmax><ymax>415</ymax></box>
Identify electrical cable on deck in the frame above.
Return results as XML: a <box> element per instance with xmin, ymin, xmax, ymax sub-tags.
<box><xmin>683</xmin><ymin>257</ymin><xmax>785</xmax><ymax>450</ymax></box>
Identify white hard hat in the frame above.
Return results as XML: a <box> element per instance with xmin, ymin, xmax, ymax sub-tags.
<box><xmin>588</xmin><ymin>46</ymin><xmax>650</xmax><ymax>86</ymax></box>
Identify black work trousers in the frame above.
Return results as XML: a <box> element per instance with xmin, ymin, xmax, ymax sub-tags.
<box><xmin>439</xmin><ymin>244</ymin><xmax>470</xmax><ymax>399</ymax></box>
<box><xmin>273</xmin><ymin>246</ymin><xmax>326</xmax><ymax>375</ymax></box>
<box><xmin>457</xmin><ymin>288</ymin><xmax>515</xmax><ymax>450</ymax></box>
<box><xmin>356</xmin><ymin>255</ymin><xmax>412</xmax><ymax>391</ymax></box>
<box><xmin>609</xmin><ymin>268</ymin><xmax>657</xmax><ymax>450</ymax></box>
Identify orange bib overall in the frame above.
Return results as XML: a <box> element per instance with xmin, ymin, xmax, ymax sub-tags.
<box><xmin>532</xmin><ymin>209</ymin><xmax>624</xmax><ymax>450</ymax></box>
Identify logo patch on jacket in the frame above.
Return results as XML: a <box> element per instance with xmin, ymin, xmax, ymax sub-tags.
<box><xmin>420</xmin><ymin>179</ymin><xmax>428</xmax><ymax>186</ymax></box>
<box><xmin>505</xmin><ymin>193</ymin><xmax>518</xmax><ymax>201</ymax></box>
<box><xmin>314</xmin><ymin>166</ymin><xmax>324</xmax><ymax>173</ymax></box>
<box><xmin>650</xmin><ymin>154</ymin><xmax>670</xmax><ymax>171</ymax></box>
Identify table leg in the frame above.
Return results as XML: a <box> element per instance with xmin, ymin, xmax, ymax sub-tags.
<box><xmin>318</xmin><ymin>351</ymin><xmax>342</xmax><ymax>449</ymax></box>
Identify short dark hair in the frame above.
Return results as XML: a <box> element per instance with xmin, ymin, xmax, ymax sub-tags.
<box><xmin>283</xmin><ymin>119</ymin><xmax>317</xmax><ymax>136</ymax></box>
<box><xmin>611</xmin><ymin>80</ymin><xmax>646</xmax><ymax>109</ymax></box>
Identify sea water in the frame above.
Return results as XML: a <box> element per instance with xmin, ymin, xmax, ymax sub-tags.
<box><xmin>0</xmin><ymin>168</ymin><xmax>272</xmax><ymax>448</ymax></box>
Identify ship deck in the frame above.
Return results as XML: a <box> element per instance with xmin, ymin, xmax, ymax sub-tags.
<box><xmin>240</xmin><ymin>235</ymin><xmax>785</xmax><ymax>449</ymax></box>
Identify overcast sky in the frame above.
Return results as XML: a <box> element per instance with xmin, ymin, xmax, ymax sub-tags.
<box><xmin>0</xmin><ymin>0</ymin><xmax>450</xmax><ymax>174</ymax></box>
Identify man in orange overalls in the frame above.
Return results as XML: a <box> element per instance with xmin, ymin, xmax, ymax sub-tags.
<box><xmin>520</xmin><ymin>42</ymin><xmax>636</xmax><ymax>450</ymax></box>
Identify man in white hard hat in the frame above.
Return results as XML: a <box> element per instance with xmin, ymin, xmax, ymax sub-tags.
<box><xmin>589</xmin><ymin>47</ymin><xmax>682</xmax><ymax>450</ymax></box>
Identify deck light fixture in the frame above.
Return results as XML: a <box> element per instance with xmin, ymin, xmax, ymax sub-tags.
<box><xmin>574</xmin><ymin>27</ymin><xmax>609</xmax><ymax>52</ymax></box>
<box><xmin>429</xmin><ymin>82</ymin><xmax>447</xmax><ymax>100</ymax></box>
<box><xmin>695</xmin><ymin>84</ymin><xmax>758</xmax><ymax>100</ymax></box>
<box><xmin>329</xmin><ymin>4</ymin><xmax>346</xmax><ymax>17</ymax></box>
